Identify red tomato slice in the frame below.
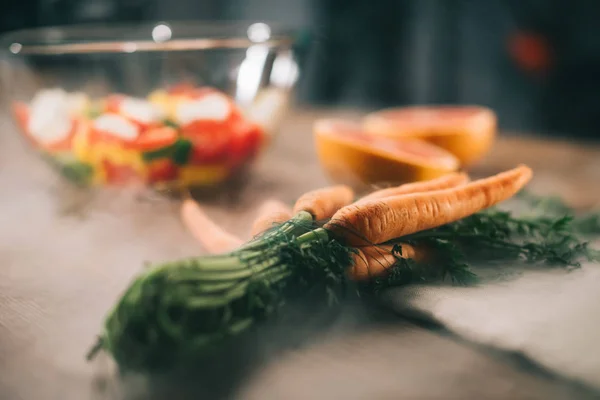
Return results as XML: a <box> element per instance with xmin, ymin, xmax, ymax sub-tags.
<box><xmin>126</xmin><ymin>126</ymin><xmax>178</xmax><ymax>151</ymax></box>
<box><xmin>226</xmin><ymin>105</ymin><xmax>245</xmax><ymax>124</ymax></box>
<box><xmin>89</xmin><ymin>130</ymin><xmax>128</xmax><ymax>146</ymax></box>
<box><xmin>180</xmin><ymin>119</ymin><xmax>226</xmax><ymax>137</ymax></box>
<box><xmin>241</xmin><ymin>124</ymin><xmax>264</xmax><ymax>159</ymax></box>
<box><xmin>229</xmin><ymin>122</ymin><xmax>264</xmax><ymax>168</ymax></box>
<box><xmin>147</xmin><ymin>159</ymin><xmax>179</xmax><ymax>183</ymax></box>
<box><xmin>185</xmin><ymin>129</ymin><xmax>234</xmax><ymax>165</ymax></box>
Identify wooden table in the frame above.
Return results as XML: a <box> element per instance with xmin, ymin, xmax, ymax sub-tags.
<box><xmin>1</xmin><ymin>109</ymin><xmax>599</xmax><ymax>400</ymax></box>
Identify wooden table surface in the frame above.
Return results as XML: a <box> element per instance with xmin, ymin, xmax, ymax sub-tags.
<box><xmin>1</xmin><ymin>109</ymin><xmax>599</xmax><ymax>400</ymax></box>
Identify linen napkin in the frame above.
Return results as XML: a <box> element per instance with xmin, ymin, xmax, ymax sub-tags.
<box><xmin>382</xmin><ymin>257</ymin><xmax>600</xmax><ymax>391</ymax></box>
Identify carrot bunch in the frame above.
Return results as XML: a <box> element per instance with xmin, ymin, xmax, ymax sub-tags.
<box><xmin>90</xmin><ymin>165</ymin><xmax>598</xmax><ymax>372</ymax></box>
<box><xmin>181</xmin><ymin>166</ymin><xmax>529</xmax><ymax>280</ymax></box>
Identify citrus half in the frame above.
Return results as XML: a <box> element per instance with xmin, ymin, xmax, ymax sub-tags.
<box><xmin>362</xmin><ymin>106</ymin><xmax>496</xmax><ymax>167</ymax></box>
<box><xmin>314</xmin><ymin>119</ymin><xmax>459</xmax><ymax>189</ymax></box>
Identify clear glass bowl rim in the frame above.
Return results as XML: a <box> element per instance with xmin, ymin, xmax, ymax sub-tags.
<box><xmin>0</xmin><ymin>20</ymin><xmax>298</xmax><ymax>55</ymax></box>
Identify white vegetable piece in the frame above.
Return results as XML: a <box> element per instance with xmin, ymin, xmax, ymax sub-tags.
<box><xmin>174</xmin><ymin>93</ymin><xmax>231</xmax><ymax>126</ymax></box>
<box><xmin>27</xmin><ymin>88</ymin><xmax>74</xmax><ymax>144</ymax></box>
<box><xmin>93</xmin><ymin>114</ymin><xmax>139</xmax><ymax>140</ymax></box>
<box><xmin>120</xmin><ymin>97</ymin><xmax>165</xmax><ymax>124</ymax></box>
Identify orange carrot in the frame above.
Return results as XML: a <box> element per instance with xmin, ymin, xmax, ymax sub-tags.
<box><xmin>180</xmin><ymin>198</ymin><xmax>243</xmax><ymax>254</ymax></box>
<box><xmin>349</xmin><ymin>243</ymin><xmax>426</xmax><ymax>281</ymax></box>
<box><xmin>325</xmin><ymin>165</ymin><xmax>533</xmax><ymax>246</ymax></box>
<box><xmin>292</xmin><ymin>184</ymin><xmax>354</xmax><ymax>220</ymax></box>
<box><xmin>250</xmin><ymin>199</ymin><xmax>293</xmax><ymax>236</ymax></box>
<box><xmin>357</xmin><ymin>172</ymin><xmax>470</xmax><ymax>204</ymax></box>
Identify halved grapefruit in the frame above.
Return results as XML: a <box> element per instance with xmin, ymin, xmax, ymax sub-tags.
<box><xmin>314</xmin><ymin>119</ymin><xmax>459</xmax><ymax>189</ymax></box>
<box><xmin>362</xmin><ymin>106</ymin><xmax>496</xmax><ymax>167</ymax></box>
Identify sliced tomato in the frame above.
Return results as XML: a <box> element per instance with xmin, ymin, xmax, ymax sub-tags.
<box><xmin>89</xmin><ymin>129</ymin><xmax>128</xmax><ymax>147</ymax></box>
<box><xmin>229</xmin><ymin>122</ymin><xmax>265</xmax><ymax>168</ymax></box>
<box><xmin>102</xmin><ymin>159</ymin><xmax>140</xmax><ymax>185</ymax></box>
<box><xmin>184</xmin><ymin>128</ymin><xmax>234</xmax><ymax>165</ymax></box>
<box><xmin>147</xmin><ymin>159</ymin><xmax>179</xmax><ymax>183</ymax></box>
<box><xmin>180</xmin><ymin>119</ymin><xmax>227</xmax><ymax>137</ymax></box>
<box><xmin>189</xmin><ymin>137</ymin><xmax>232</xmax><ymax>165</ymax></box>
<box><xmin>126</xmin><ymin>126</ymin><xmax>178</xmax><ymax>151</ymax></box>
<box><xmin>241</xmin><ymin>124</ymin><xmax>264</xmax><ymax>159</ymax></box>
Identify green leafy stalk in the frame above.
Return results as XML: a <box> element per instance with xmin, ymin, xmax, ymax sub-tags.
<box><xmin>90</xmin><ymin>222</ymin><xmax>352</xmax><ymax>371</ymax></box>
<box><xmin>517</xmin><ymin>190</ymin><xmax>600</xmax><ymax>236</ymax></box>
<box><xmin>239</xmin><ymin>211</ymin><xmax>316</xmax><ymax>252</ymax></box>
<box><xmin>363</xmin><ymin>207</ymin><xmax>599</xmax><ymax>294</ymax></box>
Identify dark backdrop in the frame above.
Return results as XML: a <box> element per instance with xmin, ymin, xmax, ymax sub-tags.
<box><xmin>2</xmin><ymin>0</ymin><xmax>600</xmax><ymax>140</ymax></box>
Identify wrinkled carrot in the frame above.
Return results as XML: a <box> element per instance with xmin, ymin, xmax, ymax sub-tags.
<box><xmin>349</xmin><ymin>243</ymin><xmax>427</xmax><ymax>281</ymax></box>
<box><xmin>325</xmin><ymin>165</ymin><xmax>533</xmax><ymax>246</ymax></box>
<box><xmin>357</xmin><ymin>172</ymin><xmax>470</xmax><ymax>204</ymax></box>
<box><xmin>292</xmin><ymin>184</ymin><xmax>354</xmax><ymax>220</ymax></box>
<box><xmin>250</xmin><ymin>199</ymin><xmax>293</xmax><ymax>236</ymax></box>
<box><xmin>181</xmin><ymin>198</ymin><xmax>243</xmax><ymax>254</ymax></box>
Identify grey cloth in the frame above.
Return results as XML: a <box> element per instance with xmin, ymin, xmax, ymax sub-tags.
<box><xmin>383</xmin><ymin>260</ymin><xmax>600</xmax><ymax>391</ymax></box>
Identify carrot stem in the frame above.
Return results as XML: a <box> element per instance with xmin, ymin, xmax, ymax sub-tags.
<box><xmin>296</xmin><ymin>227</ymin><xmax>329</xmax><ymax>246</ymax></box>
<box><xmin>241</xmin><ymin>211</ymin><xmax>314</xmax><ymax>250</ymax></box>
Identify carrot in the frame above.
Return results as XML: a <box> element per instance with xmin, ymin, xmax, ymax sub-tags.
<box><xmin>349</xmin><ymin>243</ymin><xmax>427</xmax><ymax>281</ymax></box>
<box><xmin>250</xmin><ymin>199</ymin><xmax>293</xmax><ymax>236</ymax></box>
<box><xmin>325</xmin><ymin>165</ymin><xmax>533</xmax><ymax>246</ymax></box>
<box><xmin>357</xmin><ymin>172</ymin><xmax>470</xmax><ymax>204</ymax></box>
<box><xmin>180</xmin><ymin>198</ymin><xmax>243</xmax><ymax>254</ymax></box>
<box><xmin>292</xmin><ymin>184</ymin><xmax>355</xmax><ymax>221</ymax></box>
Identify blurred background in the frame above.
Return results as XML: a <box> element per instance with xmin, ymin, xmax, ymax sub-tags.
<box><xmin>1</xmin><ymin>0</ymin><xmax>599</xmax><ymax>140</ymax></box>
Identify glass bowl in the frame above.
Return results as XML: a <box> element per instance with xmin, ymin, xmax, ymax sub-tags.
<box><xmin>0</xmin><ymin>21</ymin><xmax>299</xmax><ymax>189</ymax></box>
